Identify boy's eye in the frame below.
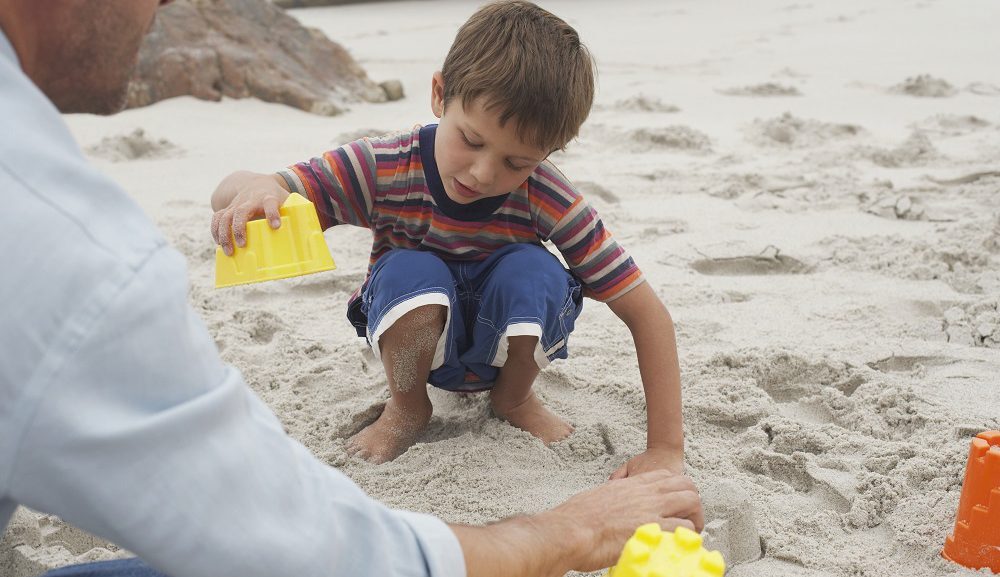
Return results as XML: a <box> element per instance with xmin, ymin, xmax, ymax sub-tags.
<box><xmin>461</xmin><ymin>133</ymin><xmax>483</xmax><ymax>148</ymax></box>
<box><xmin>506</xmin><ymin>160</ymin><xmax>529</xmax><ymax>171</ymax></box>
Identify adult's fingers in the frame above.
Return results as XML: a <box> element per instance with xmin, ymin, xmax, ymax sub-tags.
<box><xmin>660</xmin><ymin>488</ymin><xmax>703</xmax><ymax>532</ymax></box>
<box><xmin>658</xmin><ymin>518</ymin><xmax>696</xmax><ymax>533</ymax></box>
<box><xmin>609</xmin><ymin>463</ymin><xmax>628</xmax><ymax>481</ymax></box>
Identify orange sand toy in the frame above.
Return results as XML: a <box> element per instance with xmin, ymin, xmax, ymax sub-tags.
<box><xmin>607</xmin><ymin>524</ymin><xmax>725</xmax><ymax>577</ymax></box>
<box><xmin>215</xmin><ymin>193</ymin><xmax>335</xmax><ymax>288</ymax></box>
<box><xmin>942</xmin><ymin>430</ymin><xmax>1000</xmax><ymax>573</ymax></box>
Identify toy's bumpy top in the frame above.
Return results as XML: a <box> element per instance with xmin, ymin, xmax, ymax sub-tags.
<box><xmin>607</xmin><ymin>524</ymin><xmax>726</xmax><ymax>577</ymax></box>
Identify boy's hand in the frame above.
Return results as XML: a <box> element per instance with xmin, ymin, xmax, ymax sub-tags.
<box><xmin>609</xmin><ymin>447</ymin><xmax>685</xmax><ymax>480</ymax></box>
<box><xmin>210</xmin><ymin>171</ymin><xmax>291</xmax><ymax>256</ymax></box>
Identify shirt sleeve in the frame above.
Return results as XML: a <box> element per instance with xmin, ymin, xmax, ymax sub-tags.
<box><xmin>7</xmin><ymin>246</ymin><xmax>465</xmax><ymax>577</ymax></box>
<box><xmin>278</xmin><ymin>138</ymin><xmax>378</xmax><ymax>230</ymax></box>
<box><xmin>530</xmin><ymin>163</ymin><xmax>645</xmax><ymax>302</ymax></box>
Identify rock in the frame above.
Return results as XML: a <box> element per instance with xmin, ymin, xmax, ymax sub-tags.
<box><xmin>128</xmin><ymin>0</ymin><xmax>386</xmax><ymax>115</ymax></box>
<box><xmin>379</xmin><ymin>79</ymin><xmax>405</xmax><ymax>102</ymax></box>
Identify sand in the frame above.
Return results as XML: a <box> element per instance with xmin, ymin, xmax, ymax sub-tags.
<box><xmin>3</xmin><ymin>0</ymin><xmax>1000</xmax><ymax>575</ymax></box>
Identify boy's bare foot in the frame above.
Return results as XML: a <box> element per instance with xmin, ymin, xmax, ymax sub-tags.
<box><xmin>346</xmin><ymin>398</ymin><xmax>432</xmax><ymax>464</ymax></box>
<box><xmin>492</xmin><ymin>392</ymin><xmax>573</xmax><ymax>444</ymax></box>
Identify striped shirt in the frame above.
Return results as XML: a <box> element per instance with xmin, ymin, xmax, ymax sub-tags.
<box><xmin>278</xmin><ymin>124</ymin><xmax>643</xmax><ymax>303</ymax></box>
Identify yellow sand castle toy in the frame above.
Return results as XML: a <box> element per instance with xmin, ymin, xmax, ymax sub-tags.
<box><xmin>607</xmin><ymin>524</ymin><xmax>726</xmax><ymax>577</ymax></box>
<box><xmin>215</xmin><ymin>193</ymin><xmax>335</xmax><ymax>288</ymax></box>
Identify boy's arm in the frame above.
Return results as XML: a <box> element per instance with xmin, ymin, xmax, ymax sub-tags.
<box><xmin>606</xmin><ymin>281</ymin><xmax>687</xmax><ymax>478</ymax></box>
<box><xmin>211</xmin><ymin>135</ymin><xmax>384</xmax><ymax>255</ymax></box>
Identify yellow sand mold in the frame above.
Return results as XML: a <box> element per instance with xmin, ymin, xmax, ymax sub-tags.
<box><xmin>215</xmin><ymin>193</ymin><xmax>335</xmax><ymax>288</ymax></box>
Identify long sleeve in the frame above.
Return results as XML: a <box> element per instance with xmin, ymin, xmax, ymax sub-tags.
<box><xmin>5</xmin><ymin>246</ymin><xmax>464</xmax><ymax>577</ymax></box>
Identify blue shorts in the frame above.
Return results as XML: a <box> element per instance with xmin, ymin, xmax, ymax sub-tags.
<box><xmin>349</xmin><ymin>244</ymin><xmax>584</xmax><ymax>391</ymax></box>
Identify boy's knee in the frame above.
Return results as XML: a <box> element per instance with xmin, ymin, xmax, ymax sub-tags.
<box><xmin>404</xmin><ymin>304</ymin><xmax>447</xmax><ymax>332</ymax></box>
<box><xmin>372</xmin><ymin>249</ymin><xmax>450</xmax><ymax>286</ymax></box>
<box><xmin>379</xmin><ymin>304</ymin><xmax>447</xmax><ymax>348</ymax></box>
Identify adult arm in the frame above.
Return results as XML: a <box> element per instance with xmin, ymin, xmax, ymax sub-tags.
<box><xmin>6</xmin><ymin>246</ymin><xmax>463</xmax><ymax>577</ymax></box>
<box><xmin>452</xmin><ymin>471</ymin><xmax>703</xmax><ymax>577</ymax></box>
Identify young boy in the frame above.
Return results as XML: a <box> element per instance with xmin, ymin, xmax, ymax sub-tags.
<box><xmin>211</xmin><ymin>1</ymin><xmax>687</xmax><ymax>478</ymax></box>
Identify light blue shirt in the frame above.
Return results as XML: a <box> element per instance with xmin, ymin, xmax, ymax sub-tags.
<box><xmin>0</xmin><ymin>29</ymin><xmax>464</xmax><ymax>577</ymax></box>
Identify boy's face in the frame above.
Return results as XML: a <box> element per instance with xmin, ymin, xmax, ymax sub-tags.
<box><xmin>431</xmin><ymin>72</ymin><xmax>550</xmax><ymax>205</ymax></box>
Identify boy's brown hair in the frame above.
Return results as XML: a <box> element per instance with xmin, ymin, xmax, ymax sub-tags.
<box><xmin>441</xmin><ymin>0</ymin><xmax>596</xmax><ymax>152</ymax></box>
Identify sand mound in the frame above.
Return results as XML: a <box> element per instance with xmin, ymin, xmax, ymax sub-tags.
<box><xmin>942</xmin><ymin>301</ymin><xmax>1000</xmax><ymax>347</ymax></box>
<box><xmin>864</xmin><ymin>131</ymin><xmax>942</xmax><ymax>168</ymax></box>
<box><xmin>609</xmin><ymin>95</ymin><xmax>680</xmax><ymax>113</ymax></box>
<box><xmin>719</xmin><ymin>83</ymin><xmax>801</xmax><ymax>97</ymax></box>
<box><xmin>630</xmin><ymin>126</ymin><xmax>712</xmax><ymax>152</ymax></box>
<box><xmin>912</xmin><ymin>114</ymin><xmax>991</xmax><ymax>136</ymax></box>
<box><xmin>819</xmin><ymin>222</ymin><xmax>996</xmax><ymax>293</ymax></box>
<box><xmin>85</xmin><ymin>129</ymin><xmax>179</xmax><ymax>162</ymax></box>
<box><xmin>747</xmin><ymin>113</ymin><xmax>864</xmax><ymax>147</ymax></box>
<box><xmin>891</xmin><ymin>75</ymin><xmax>958</xmax><ymax>98</ymax></box>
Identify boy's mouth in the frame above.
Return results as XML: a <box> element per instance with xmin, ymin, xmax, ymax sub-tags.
<box><xmin>453</xmin><ymin>179</ymin><xmax>482</xmax><ymax>199</ymax></box>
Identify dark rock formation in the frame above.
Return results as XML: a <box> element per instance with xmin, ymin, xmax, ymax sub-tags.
<box><xmin>127</xmin><ymin>0</ymin><xmax>387</xmax><ymax>115</ymax></box>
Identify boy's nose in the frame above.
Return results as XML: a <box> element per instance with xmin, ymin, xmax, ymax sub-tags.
<box><xmin>470</xmin><ymin>159</ymin><xmax>495</xmax><ymax>187</ymax></box>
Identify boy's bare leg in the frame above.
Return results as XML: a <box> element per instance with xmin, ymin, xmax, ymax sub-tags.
<box><xmin>490</xmin><ymin>335</ymin><xmax>573</xmax><ymax>444</ymax></box>
<box><xmin>346</xmin><ymin>304</ymin><xmax>445</xmax><ymax>463</ymax></box>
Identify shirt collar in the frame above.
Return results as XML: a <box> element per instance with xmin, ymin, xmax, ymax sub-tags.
<box><xmin>418</xmin><ymin>124</ymin><xmax>510</xmax><ymax>222</ymax></box>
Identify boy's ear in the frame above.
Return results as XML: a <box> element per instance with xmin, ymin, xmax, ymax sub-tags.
<box><xmin>431</xmin><ymin>71</ymin><xmax>445</xmax><ymax>118</ymax></box>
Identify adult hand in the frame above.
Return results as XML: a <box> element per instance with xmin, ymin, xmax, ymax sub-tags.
<box><xmin>451</xmin><ymin>470</ymin><xmax>703</xmax><ymax>577</ymax></box>
<box><xmin>609</xmin><ymin>447</ymin><xmax>685</xmax><ymax>480</ymax></box>
<box><xmin>210</xmin><ymin>171</ymin><xmax>290</xmax><ymax>255</ymax></box>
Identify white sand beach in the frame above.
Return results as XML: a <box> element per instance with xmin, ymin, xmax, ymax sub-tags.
<box><xmin>4</xmin><ymin>0</ymin><xmax>1000</xmax><ymax>575</ymax></box>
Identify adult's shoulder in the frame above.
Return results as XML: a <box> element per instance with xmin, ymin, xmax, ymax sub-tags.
<box><xmin>0</xmin><ymin>55</ymin><xmax>164</xmax><ymax>272</ymax></box>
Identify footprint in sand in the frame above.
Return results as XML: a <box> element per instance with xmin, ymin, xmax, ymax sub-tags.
<box><xmin>232</xmin><ymin>309</ymin><xmax>287</xmax><ymax>345</ymax></box>
<box><xmin>690</xmin><ymin>246</ymin><xmax>812</xmax><ymax>276</ymax></box>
